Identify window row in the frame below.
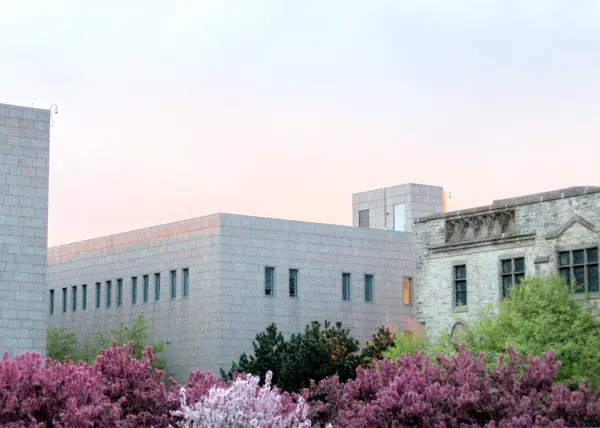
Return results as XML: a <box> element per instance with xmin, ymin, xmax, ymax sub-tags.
<box><xmin>49</xmin><ymin>268</ymin><xmax>190</xmax><ymax>315</ymax></box>
<box><xmin>452</xmin><ymin>247</ymin><xmax>600</xmax><ymax>307</ymax></box>
<box><xmin>263</xmin><ymin>266</ymin><xmax>413</xmax><ymax>304</ymax></box>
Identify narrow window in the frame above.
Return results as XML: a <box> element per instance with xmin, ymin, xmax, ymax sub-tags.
<box><xmin>116</xmin><ymin>278</ymin><xmax>123</xmax><ymax>307</ymax></box>
<box><xmin>342</xmin><ymin>273</ymin><xmax>351</xmax><ymax>301</ymax></box>
<box><xmin>131</xmin><ymin>277</ymin><xmax>138</xmax><ymax>305</ymax></box>
<box><xmin>106</xmin><ymin>280</ymin><xmax>112</xmax><ymax>308</ymax></box>
<box><xmin>82</xmin><ymin>284</ymin><xmax>87</xmax><ymax>310</ymax></box>
<box><xmin>62</xmin><ymin>287</ymin><xmax>67</xmax><ymax>313</ymax></box>
<box><xmin>95</xmin><ymin>282</ymin><xmax>101</xmax><ymax>309</ymax></box>
<box><xmin>364</xmin><ymin>274</ymin><xmax>373</xmax><ymax>302</ymax></box>
<box><xmin>182</xmin><ymin>268</ymin><xmax>189</xmax><ymax>298</ymax></box>
<box><xmin>264</xmin><ymin>267</ymin><xmax>275</xmax><ymax>296</ymax></box>
<box><xmin>393</xmin><ymin>204</ymin><xmax>406</xmax><ymax>231</ymax></box>
<box><xmin>71</xmin><ymin>285</ymin><xmax>77</xmax><ymax>312</ymax></box>
<box><xmin>49</xmin><ymin>289</ymin><xmax>54</xmax><ymax>315</ymax></box>
<box><xmin>558</xmin><ymin>247</ymin><xmax>599</xmax><ymax>293</ymax></box>
<box><xmin>143</xmin><ymin>275</ymin><xmax>149</xmax><ymax>303</ymax></box>
<box><xmin>454</xmin><ymin>265</ymin><xmax>467</xmax><ymax>306</ymax></box>
<box><xmin>500</xmin><ymin>257</ymin><xmax>525</xmax><ymax>298</ymax></box>
<box><xmin>358</xmin><ymin>209</ymin><xmax>370</xmax><ymax>228</ymax></box>
<box><xmin>403</xmin><ymin>277</ymin><xmax>412</xmax><ymax>305</ymax></box>
<box><xmin>289</xmin><ymin>269</ymin><xmax>298</xmax><ymax>297</ymax></box>
<box><xmin>154</xmin><ymin>273</ymin><xmax>161</xmax><ymax>301</ymax></box>
<box><xmin>170</xmin><ymin>270</ymin><xmax>177</xmax><ymax>299</ymax></box>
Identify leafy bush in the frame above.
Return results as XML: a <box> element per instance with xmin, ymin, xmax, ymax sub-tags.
<box><xmin>47</xmin><ymin>315</ymin><xmax>168</xmax><ymax>370</ymax></box>
<box><xmin>457</xmin><ymin>276</ymin><xmax>600</xmax><ymax>386</ymax></box>
<box><xmin>308</xmin><ymin>345</ymin><xmax>600</xmax><ymax>427</ymax></box>
<box><xmin>223</xmin><ymin>321</ymin><xmax>395</xmax><ymax>392</ymax></box>
<box><xmin>173</xmin><ymin>371</ymin><xmax>312</xmax><ymax>427</ymax></box>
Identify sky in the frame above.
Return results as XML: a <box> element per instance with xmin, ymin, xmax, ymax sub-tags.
<box><xmin>1</xmin><ymin>0</ymin><xmax>599</xmax><ymax>246</ymax></box>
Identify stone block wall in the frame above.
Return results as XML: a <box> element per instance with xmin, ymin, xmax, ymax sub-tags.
<box><xmin>0</xmin><ymin>103</ymin><xmax>50</xmax><ymax>357</ymax></box>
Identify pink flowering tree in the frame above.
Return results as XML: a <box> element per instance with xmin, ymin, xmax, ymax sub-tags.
<box><xmin>173</xmin><ymin>371</ymin><xmax>312</xmax><ymax>427</ymax></box>
<box><xmin>308</xmin><ymin>345</ymin><xmax>600</xmax><ymax>427</ymax></box>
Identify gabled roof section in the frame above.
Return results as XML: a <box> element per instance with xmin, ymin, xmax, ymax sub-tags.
<box><xmin>545</xmin><ymin>214</ymin><xmax>598</xmax><ymax>240</ymax></box>
<box><xmin>416</xmin><ymin>186</ymin><xmax>600</xmax><ymax>223</ymax></box>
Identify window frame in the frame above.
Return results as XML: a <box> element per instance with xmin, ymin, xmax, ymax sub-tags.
<box><xmin>170</xmin><ymin>270</ymin><xmax>177</xmax><ymax>299</ymax></box>
<box><xmin>131</xmin><ymin>276</ymin><xmax>138</xmax><ymax>305</ymax></box>
<box><xmin>71</xmin><ymin>285</ymin><xmax>77</xmax><ymax>312</ymax></box>
<box><xmin>453</xmin><ymin>264</ymin><xmax>467</xmax><ymax>309</ymax></box>
<box><xmin>116</xmin><ymin>278</ymin><xmax>123</xmax><ymax>307</ymax></box>
<box><xmin>342</xmin><ymin>273</ymin><xmax>351</xmax><ymax>301</ymax></box>
<box><xmin>499</xmin><ymin>256</ymin><xmax>525</xmax><ymax>299</ymax></box>
<box><xmin>106</xmin><ymin>280</ymin><xmax>112</xmax><ymax>308</ymax></box>
<box><xmin>154</xmin><ymin>273</ymin><xmax>161</xmax><ymax>301</ymax></box>
<box><xmin>289</xmin><ymin>268</ymin><xmax>298</xmax><ymax>298</ymax></box>
<box><xmin>62</xmin><ymin>287</ymin><xmax>67</xmax><ymax>313</ymax></box>
<box><xmin>182</xmin><ymin>268</ymin><xmax>189</xmax><ymax>298</ymax></box>
<box><xmin>558</xmin><ymin>247</ymin><xmax>599</xmax><ymax>294</ymax></box>
<box><xmin>264</xmin><ymin>266</ymin><xmax>275</xmax><ymax>296</ymax></box>
<box><xmin>143</xmin><ymin>275</ymin><xmax>149</xmax><ymax>303</ymax></box>
<box><xmin>403</xmin><ymin>277</ymin><xmax>412</xmax><ymax>305</ymax></box>
<box><xmin>364</xmin><ymin>274</ymin><xmax>374</xmax><ymax>303</ymax></box>
<box><xmin>49</xmin><ymin>289</ymin><xmax>54</xmax><ymax>315</ymax></box>
<box><xmin>82</xmin><ymin>284</ymin><xmax>87</xmax><ymax>310</ymax></box>
<box><xmin>95</xmin><ymin>282</ymin><xmax>101</xmax><ymax>309</ymax></box>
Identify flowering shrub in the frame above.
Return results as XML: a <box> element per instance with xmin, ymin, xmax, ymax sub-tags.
<box><xmin>174</xmin><ymin>371</ymin><xmax>312</xmax><ymax>427</ymax></box>
<box><xmin>308</xmin><ymin>345</ymin><xmax>600</xmax><ymax>427</ymax></box>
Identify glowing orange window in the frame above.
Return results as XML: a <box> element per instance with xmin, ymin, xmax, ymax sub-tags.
<box><xmin>403</xmin><ymin>277</ymin><xmax>412</xmax><ymax>305</ymax></box>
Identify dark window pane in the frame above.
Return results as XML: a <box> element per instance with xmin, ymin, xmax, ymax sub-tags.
<box><xmin>559</xmin><ymin>267</ymin><xmax>571</xmax><ymax>286</ymax></box>
<box><xmin>502</xmin><ymin>275</ymin><xmax>513</xmax><ymax>298</ymax></box>
<box><xmin>573</xmin><ymin>250</ymin><xmax>585</xmax><ymax>265</ymax></box>
<box><xmin>558</xmin><ymin>252</ymin><xmax>570</xmax><ymax>267</ymax></box>
<box><xmin>574</xmin><ymin>266</ymin><xmax>585</xmax><ymax>293</ymax></box>
<box><xmin>514</xmin><ymin>258</ymin><xmax>525</xmax><ymax>273</ymax></box>
<box><xmin>455</xmin><ymin>265</ymin><xmax>466</xmax><ymax>280</ymax></box>
<box><xmin>455</xmin><ymin>280</ymin><xmax>467</xmax><ymax>306</ymax></box>
<box><xmin>501</xmin><ymin>260</ymin><xmax>512</xmax><ymax>274</ymax></box>
<box><xmin>587</xmin><ymin>248</ymin><xmax>598</xmax><ymax>263</ymax></box>
<box><xmin>514</xmin><ymin>273</ymin><xmax>525</xmax><ymax>285</ymax></box>
<box><xmin>588</xmin><ymin>264</ymin><xmax>599</xmax><ymax>293</ymax></box>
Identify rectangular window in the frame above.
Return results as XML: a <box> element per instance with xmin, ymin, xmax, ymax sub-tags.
<box><xmin>358</xmin><ymin>209</ymin><xmax>370</xmax><ymax>228</ymax></box>
<box><xmin>558</xmin><ymin>247</ymin><xmax>599</xmax><ymax>294</ymax></box>
<box><xmin>116</xmin><ymin>278</ymin><xmax>123</xmax><ymax>307</ymax></box>
<box><xmin>131</xmin><ymin>277</ymin><xmax>138</xmax><ymax>305</ymax></box>
<box><xmin>289</xmin><ymin>269</ymin><xmax>298</xmax><ymax>297</ymax></box>
<box><xmin>342</xmin><ymin>273</ymin><xmax>351</xmax><ymax>301</ymax></box>
<box><xmin>143</xmin><ymin>275</ymin><xmax>149</xmax><ymax>303</ymax></box>
<box><xmin>95</xmin><ymin>282</ymin><xmax>101</xmax><ymax>309</ymax></box>
<box><xmin>82</xmin><ymin>284</ymin><xmax>87</xmax><ymax>310</ymax></box>
<box><xmin>49</xmin><ymin>289</ymin><xmax>54</xmax><ymax>315</ymax></box>
<box><xmin>393</xmin><ymin>204</ymin><xmax>406</xmax><ymax>231</ymax></box>
<box><xmin>71</xmin><ymin>285</ymin><xmax>77</xmax><ymax>312</ymax></box>
<box><xmin>154</xmin><ymin>273</ymin><xmax>161</xmax><ymax>301</ymax></box>
<box><xmin>500</xmin><ymin>257</ymin><xmax>525</xmax><ymax>298</ymax></box>
<box><xmin>364</xmin><ymin>274</ymin><xmax>373</xmax><ymax>302</ymax></box>
<box><xmin>403</xmin><ymin>277</ymin><xmax>412</xmax><ymax>305</ymax></box>
<box><xmin>106</xmin><ymin>280</ymin><xmax>112</xmax><ymax>308</ymax></box>
<box><xmin>264</xmin><ymin>267</ymin><xmax>275</xmax><ymax>296</ymax></box>
<box><xmin>454</xmin><ymin>265</ymin><xmax>467</xmax><ymax>306</ymax></box>
<box><xmin>170</xmin><ymin>270</ymin><xmax>177</xmax><ymax>299</ymax></box>
<box><xmin>62</xmin><ymin>287</ymin><xmax>67</xmax><ymax>313</ymax></box>
<box><xmin>182</xmin><ymin>268</ymin><xmax>189</xmax><ymax>298</ymax></box>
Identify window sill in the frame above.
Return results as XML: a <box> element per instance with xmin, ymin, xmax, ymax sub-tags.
<box><xmin>453</xmin><ymin>306</ymin><xmax>468</xmax><ymax>313</ymax></box>
<box><xmin>571</xmin><ymin>292</ymin><xmax>600</xmax><ymax>300</ymax></box>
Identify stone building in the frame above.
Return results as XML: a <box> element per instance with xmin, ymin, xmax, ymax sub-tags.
<box><xmin>0</xmin><ymin>103</ymin><xmax>51</xmax><ymax>357</ymax></box>
<box><xmin>47</xmin><ymin>183</ymin><xmax>445</xmax><ymax>379</ymax></box>
<box><xmin>414</xmin><ymin>186</ymin><xmax>600</xmax><ymax>340</ymax></box>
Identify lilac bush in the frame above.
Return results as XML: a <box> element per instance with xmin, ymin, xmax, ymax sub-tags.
<box><xmin>308</xmin><ymin>345</ymin><xmax>600</xmax><ymax>427</ymax></box>
<box><xmin>173</xmin><ymin>371</ymin><xmax>312</xmax><ymax>427</ymax></box>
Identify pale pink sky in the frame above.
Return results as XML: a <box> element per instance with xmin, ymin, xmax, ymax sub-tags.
<box><xmin>1</xmin><ymin>1</ymin><xmax>599</xmax><ymax>246</ymax></box>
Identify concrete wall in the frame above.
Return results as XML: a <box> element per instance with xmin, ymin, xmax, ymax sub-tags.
<box><xmin>48</xmin><ymin>215</ymin><xmax>222</xmax><ymax>379</ymax></box>
<box><xmin>352</xmin><ymin>183</ymin><xmax>444</xmax><ymax>232</ymax></box>
<box><xmin>414</xmin><ymin>189</ymin><xmax>600</xmax><ymax>339</ymax></box>
<box><xmin>216</xmin><ymin>214</ymin><xmax>416</xmax><ymax>373</ymax></box>
<box><xmin>0</xmin><ymin>103</ymin><xmax>50</xmax><ymax>357</ymax></box>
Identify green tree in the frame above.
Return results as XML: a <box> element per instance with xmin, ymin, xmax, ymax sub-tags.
<box><xmin>46</xmin><ymin>327</ymin><xmax>79</xmax><ymax>362</ymax></box>
<box><xmin>459</xmin><ymin>276</ymin><xmax>600</xmax><ymax>386</ymax></box>
<box><xmin>382</xmin><ymin>329</ymin><xmax>427</xmax><ymax>360</ymax></box>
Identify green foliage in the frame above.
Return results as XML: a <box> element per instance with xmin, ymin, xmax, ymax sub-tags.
<box><xmin>459</xmin><ymin>276</ymin><xmax>600</xmax><ymax>386</ymax></box>
<box><xmin>382</xmin><ymin>329</ymin><xmax>427</xmax><ymax>360</ymax></box>
<box><xmin>46</xmin><ymin>316</ymin><xmax>168</xmax><ymax>370</ymax></box>
<box><xmin>360</xmin><ymin>324</ymin><xmax>396</xmax><ymax>365</ymax></box>
<box><xmin>224</xmin><ymin>321</ymin><xmax>394</xmax><ymax>392</ymax></box>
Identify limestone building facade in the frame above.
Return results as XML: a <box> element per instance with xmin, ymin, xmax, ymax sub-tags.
<box><xmin>0</xmin><ymin>103</ymin><xmax>51</xmax><ymax>357</ymax></box>
<box><xmin>47</xmin><ymin>183</ymin><xmax>445</xmax><ymax>379</ymax></box>
<box><xmin>414</xmin><ymin>186</ymin><xmax>600</xmax><ymax>340</ymax></box>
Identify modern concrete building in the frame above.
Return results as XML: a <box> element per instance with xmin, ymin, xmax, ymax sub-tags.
<box><xmin>414</xmin><ymin>186</ymin><xmax>600</xmax><ymax>340</ymax></box>
<box><xmin>47</xmin><ymin>184</ymin><xmax>445</xmax><ymax>379</ymax></box>
<box><xmin>0</xmin><ymin>103</ymin><xmax>51</xmax><ymax>357</ymax></box>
